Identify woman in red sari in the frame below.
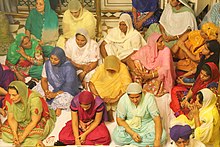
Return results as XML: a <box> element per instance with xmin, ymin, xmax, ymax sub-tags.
<box><xmin>57</xmin><ymin>91</ymin><xmax>111</xmax><ymax>145</ymax></box>
<box><xmin>170</xmin><ymin>62</ymin><xmax>219</xmax><ymax>117</ymax></box>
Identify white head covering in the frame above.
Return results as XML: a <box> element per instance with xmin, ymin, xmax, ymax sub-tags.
<box><xmin>68</xmin><ymin>0</ymin><xmax>82</xmax><ymax>12</ymax></box>
<box><xmin>199</xmin><ymin>88</ymin><xmax>217</xmax><ymax>111</ymax></box>
<box><xmin>179</xmin><ymin>0</ymin><xmax>191</xmax><ymax>9</ymax></box>
<box><xmin>126</xmin><ymin>83</ymin><xmax>142</xmax><ymax>94</ymax></box>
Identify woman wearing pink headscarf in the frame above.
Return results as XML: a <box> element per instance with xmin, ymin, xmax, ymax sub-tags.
<box><xmin>128</xmin><ymin>32</ymin><xmax>176</xmax><ymax>96</ymax></box>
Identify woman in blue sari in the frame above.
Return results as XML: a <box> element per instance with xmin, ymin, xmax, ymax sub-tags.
<box><xmin>35</xmin><ymin>47</ymin><xmax>80</xmax><ymax>116</ymax></box>
<box><xmin>25</xmin><ymin>0</ymin><xmax>59</xmax><ymax>57</ymax></box>
<box><xmin>130</xmin><ymin>0</ymin><xmax>162</xmax><ymax>30</ymax></box>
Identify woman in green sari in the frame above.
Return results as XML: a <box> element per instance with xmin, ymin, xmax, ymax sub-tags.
<box><xmin>1</xmin><ymin>81</ymin><xmax>56</xmax><ymax>146</ymax></box>
<box><xmin>6</xmin><ymin>33</ymin><xmax>44</xmax><ymax>82</ymax></box>
<box><xmin>25</xmin><ymin>0</ymin><xmax>59</xmax><ymax>57</ymax></box>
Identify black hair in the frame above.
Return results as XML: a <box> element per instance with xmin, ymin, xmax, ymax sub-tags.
<box><xmin>196</xmin><ymin>91</ymin><xmax>204</xmax><ymax>104</ymax></box>
<box><xmin>8</xmin><ymin>85</ymin><xmax>19</xmax><ymax>94</ymax></box>
<box><xmin>201</xmin><ymin>63</ymin><xmax>212</xmax><ymax>77</ymax></box>
<box><xmin>206</xmin><ymin>40</ymin><xmax>220</xmax><ymax>54</ymax></box>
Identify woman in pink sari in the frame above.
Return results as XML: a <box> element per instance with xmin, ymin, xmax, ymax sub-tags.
<box><xmin>128</xmin><ymin>32</ymin><xmax>176</xmax><ymax>96</ymax></box>
<box><xmin>57</xmin><ymin>91</ymin><xmax>111</xmax><ymax>145</ymax></box>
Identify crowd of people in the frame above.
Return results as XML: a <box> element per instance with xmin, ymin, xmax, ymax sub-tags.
<box><xmin>0</xmin><ymin>0</ymin><xmax>220</xmax><ymax>146</ymax></box>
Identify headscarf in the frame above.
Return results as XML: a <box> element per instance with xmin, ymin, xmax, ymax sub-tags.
<box><xmin>64</xmin><ymin>28</ymin><xmax>99</xmax><ymax>64</ymax></box>
<box><xmin>170</xmin><ymin>125</ymin><xmax>192</xmax><ymax>142</ymax></box>
<box><xmin>0</xmin><ymin>12</ymin><xmax>14</xmax><ymax>55</ymax></box>
<box><xmin>132</xmin><ymin>33</ymin><xmax>176</xmax><ymax>92</ymax></box>
<box><xmin>104</xmin><ymin>55</ymin><xmax>120</xmax><ymax>73</ymax></box>
<box><xmin>70</xmin><ymin>91</ymin><xmax>108</xmax><ymax>122</ymax></box>
<box><xmin>126</xmin><ymin>82</ymin><xmax>142</xmax><ymax>94</ymax></box>
<box><xmin>192</xmin><ymin>62</ymin><xmax>219</xmax><ymax>97</ymax></box>
<box><xmin>68</xmin><ymin>0</ymin><xmax>82</xmax><ymax>12</ymax></box>
<box><xmin>45</xmin><ymin>47</ymin><xmax>80</xmax><ymax>96</ymax></box>
<box><xmin>179</xmin><ymin>0</ymin><xmax>192</xmax><ymax>9</ymax></box>
<box><xmin>132</xmin><ymin>0</ymin><xmax>159</xmax><ymax>13</ymax></box>
<box><xmin>6</xmin><ymin>33</ymin><xmax>38</xmax><ymax>65</ymax></box>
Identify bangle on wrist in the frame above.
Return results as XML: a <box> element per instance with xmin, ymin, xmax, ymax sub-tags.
<box><xmin>152</xmin><ymin>72</ymin><xmax>155</xmax><ymax>78</ymax></box>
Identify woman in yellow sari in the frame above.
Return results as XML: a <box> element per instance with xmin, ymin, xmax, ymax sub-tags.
<box><xmin>89</xmin><ymin>55</ymin><xmax>132</xmax><ymax>122</ymax></box>
<box><xmin>171</xmin><ymin>22</ymin><xmax>218</xmax><ymax>71</ymax></box>
<box><xmin>171</xmin><ymin>88</ymin><xmax>220</xmax><ymax>147</ymax></box>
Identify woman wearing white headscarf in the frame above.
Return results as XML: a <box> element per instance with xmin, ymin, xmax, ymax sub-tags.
<box><xmin>145</xmin><ymin>0</ymin><xmax>197</xmax><ymax>48</ymax></box>
<box><xmin>56</xmin><ymin>0</ymin><xmax>96</xmax><ymax>49</ymax></box>
<box><xmin>65</xmin><ymin>28</ymin><xmax>99</xmax><ymax>89</ymax></box>
<box><xmin>100</xmin><ymin>13</ymin><xmax>146</xmax><ymax>64</ymax></box>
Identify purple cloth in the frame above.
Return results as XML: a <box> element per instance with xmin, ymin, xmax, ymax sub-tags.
<box><xmin>45</xmin><ymin>47</ymin><xmax>80</xmax><ymax>96</ymax></box>
<box><xmin>170</xmin><ymin>125</ymin><xmax>192</xmax><ymax>142</ymax></box>
<box><xmin>0</xmin><ymin>64</ymin><xmax>15</xmax><ymax>91</ymax></box>
<box><xmin>132</xmin><ymin>0</ymin><xmax>159</xmax><ymax>13</ymax></box>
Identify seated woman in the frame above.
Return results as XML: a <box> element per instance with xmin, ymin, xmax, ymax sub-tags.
<box><xmin>57</xmin><ymin>91</ymin><xmax>111</xmax><ymax>145</ymax></box>
<box><xmin>25</xmin><ymin>0</ymin><xmax>59</xmax><ymax>57</ymax></box>
<box><xmin>130</xmin><ymin>0</ymin><xmax>162</xmax><ymax>31</ymax></box>
<box><xmin>57</xmin><ymin>0</ymin><xmax>96</xmax><ymax>49</ymax></box>
<box><xmin>127</xmin><ymin>32</ymin><xmax>176</xmax><ymax>97</ymax></box>
<box><xmin>170</xmin><ymin>125</ymin><xmax>205</xmax><ymax>147</ymax></box>
<box><xmin>34</xmin><ymin>47</ymin><xmax>80</xmax><ymax>116</ymax></box>
<box><xmin>1</xmin><ymin>81</ymin><xmax>56</xmax><ymax>146</ymax></box>
<box><xmin>177</xmin><ymin>40</ymin><xmax>220</xmax><ymax>86</ymax></box>
<box><xmin>171</xmin><ymin>88</ymin><xmax>220</xmax><ymax>146</ymax></box>
<box><xmin>201</xmin><ymin>3</ymin><xmax>220</xmax><ymax>27</ymax></box>
<box><xmin>89</xmin><ymin>55</ymin><xmax>132</xmax><ymax>121</ymax></box>
<box><xmin>113</xmin><ymin>83</ymin><xmax>166</xmax><ymax>146</ymax></box>
<box><xmin>100</xmin><ymin>13</ymin><xmax>146</xmax><ymax>64</ymax></box>
<box><xmin>145</xmin><ymin>0</ymin><xmax>197</xmax><ymax>48</ymax></box>
<box><xmin>6</xmin><ymin>33</ymin><xmax>44</xmax><ymax>82</ymax></box>
<box><xmin>0</xmin><ymin>12</ymin><xmax>14</xmax><ymax>56</ymax></box>
<box><xmin>170</xmin><ymin>62</ymin><xmax>219</xmax><ymax>117</ymax></box>
<box><xmin>65</xmin><ymin>28</ymin><xmax>99</xmax><ymax>90</ymax></box>
<box><xmin>172</xmin><ymin>22</ymin><xmax>218</xmax><ymax>72</ymax></box>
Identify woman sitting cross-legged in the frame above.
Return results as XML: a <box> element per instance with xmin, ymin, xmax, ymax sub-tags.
<box><xmin>1</xmin><ymin>81</ymin><xmax>56</xmax><ymax>146</ymax></box>
<box><xmin>6</xmin><ymin>33</ymin><xmax>44</xmax><ymax>82</ymax></box>
<box><xmin>127</xmin><ymin>32</ymin><xmax>176</xmax><ymax>97</ymax></box>
<box><xmin>171</xmin><ymin>88</ymin><xmax>219</xmax><ymax>146</ymax></box>
<box><xmin>57</xmin><ymin>91</ymin><xmax>111</xmax><ymax>145</ymax></box>
<box><xmin>34</xmin><ymin>47</ymin><xmax>80</xmax><ymax>116</ymax></box>
<box><xmin>170</xmin><ymin>62</ymin><xmax>219</xmax><ymax>117</ymax></box>
<box><xmin>89</xmin><ymin>55</ymin><xmax>132</xmax><ymax>122</ymax></box>
<box><xmin>113</xmin><ymin>83</ymin><xmax>166</xmax><ymax>147</ymax></box>
<box><xmin>65</xmin><ymin>28</ymin><xmax>100</xmax><ymax>90</ymax></box>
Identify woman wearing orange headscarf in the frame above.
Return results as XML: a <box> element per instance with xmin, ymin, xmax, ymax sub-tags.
<box><xmin>171</xmin><ymin>22</ymin><xmax>218</xmax><ymax>72</ymax></box>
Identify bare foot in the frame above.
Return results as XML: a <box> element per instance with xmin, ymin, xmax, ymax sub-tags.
<box><xmin>55</xmin><ymin>108</ymin><xmax>62</xmax><ymax>117</ymax></box>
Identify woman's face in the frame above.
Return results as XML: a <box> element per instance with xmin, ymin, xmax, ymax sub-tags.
<box><xmin>21</xmin><ymin>36</ymin><xmax>32</xmax><ymax>49</ymax></box>
<box><xmin>156</xmin><ymin>36</ymin><xmax>165</xmax><ymax>50</ymax></box>
<box><xmin>76</xmin><ymin>34</ymin><xmax>87</xmax><ymax>48</ymax></box>
<box><xmin>195</xmin><ymin>95</ymin><xmax>203</xmax><ymax>109</ymax></box>
<box><xmin>8</xmin><ymin>88</ymin><xmax>21</xmax><ymax>103</ymax></box>
<box><xmin>50</xmin><ymin>54</ymin><xmax>60</xmax><ymax>66</ymax></box>
<box><xmin>36</xmin><ymin>0</ymin><xmax>45</xmax><ymax>13</ymax></box>
<box><xmin>170</xmin><ymin>0</ymin><xmax>180</xmax><ymax>7</ymax></box>
<box><xmin>199</xmin><ymin>69</ymin><xmax>211</xmax><ymax>82</ymax></box>
<box><xmin>128</xmin><ymin>93</ymin><xmax>141</xmax><ymax>106</ymax></box>
<box><xmin>119</xmin><ymin>21</ymin><xmax>127</xmax><ymax>34</ymax></box>
<box><xmin>71</xmin><ymin>10</ymin><xmax>80</xmax><ymax>18</ymax></box>
<box><xmin>80</xmin><ymin>103</ymin><xmax>91</xmax><ymax>111</ymax></box>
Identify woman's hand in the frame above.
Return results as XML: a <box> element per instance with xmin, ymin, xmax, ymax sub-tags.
<box><xmin>132</xmin><ymin>132</ymin><xmax>142</xmax><ymax>143</ymax></box>
<box><xmin>79</xmin><ymin>133</ymin><xmax>87</xmax><ymax>144</ymax></box>
<box><xmin>13</xmin><ymin>132</ymin><xmax>20</xmax><ymax>146</ymax></box>
<box><xmin>75</xmin><ymin>138</ymin><xmax>81</xmax><ymax>145</ymax></box>
<box><xmin>190</xmin><ymin>103</ymin><xmax>200</xmax><ymax>118</ymax></box>
<box><xmin>134</xmin><ymin>20</ymin><xmax>143</xmax><ymax>31</ymax></box>
<box><xmin>46</xmin><ymin>91</ymin><xmax>57</xmax><ymax>99</ymax></box>
<box><xmin>18</xmin><ymin>135</ymin><xmax>25</xmax><ymax>144</ymax></box>
<box><xmin>17</xmin><ymin>46</ymin><xmax>26</xmax><ymax>57</ymax></box>
<box><xmin>79</xmin><ymin>120</ymin><xmax>87</xmax><ymax>132</ymax></box>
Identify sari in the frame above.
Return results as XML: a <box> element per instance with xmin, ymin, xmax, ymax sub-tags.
<box><xmin>56</xmin><ymin>0</ymin><xmax>96</xmax><ymax>49</ymax></box>
<box><xmin>0</xmin><ymin>12</ymin><xmax>14</xmax><ymax>55</ymax></box>
<box><xmin>65</xmin><ymin>28</ymin><xmax>99</xmax><ymax>82</ymax></box>
<box><xmin>104</xmin><ymin>13</ymin><xmax>146</xmax><ymax>60</ymax></box>
<box><xmin>90</xmin><ymin>55</ymin><xmax>132</xmax><ymax>111</ymax></box>
<box><xmin>171</xmin><ymin>88</ymin><xmax>220</xmax><ymax>146</ymax></box>
<box><xmin>145</xmin><ymin>1</ymin><xmax>197</xmax><ymax>48</ymax></box>
<box><xmin>176</xmin><ymin>23</ymin><xmax>218</xmax><ymax>71</ymax></box>
<box><xmin>112</xmin><ymin>92</ymin><xmax>166</xmax><ymax>147</ymax></box>
<box><xmin>58</xmin><ymin>91</ymin><xmax>111</xmax><ymax>145</ymax></box>
<box><xmin>44</xmin><ymin>47</ymin><xmax>80</xmax><ymax>110</ymax></box>
<box><xmin>6</xmin><ymin>33</ymin><xmax>44</xmax><ymax>80</ymax></box>
<box><xmin>131</xmin><ymin>33</ymin><xmax>176</xmax><ymax>96</ymax></box>
<box><xmin>25</xmin><ymin>0</ymin><xmax>59</xmax><ymax>57</ymax></box>
<box><xmin>170</xmin><ymin>62</ymin><xmax>219</xmax><ymax>116</ymax></box>
<box><xmin>1</xmin><ymin>81</ymin><xmax>56</xmax><ymax>146</ymax></box>
<box><xmin>130</xmin><ymin>0</ymin><xmax>162</xmax><ymax>27</ymax></box>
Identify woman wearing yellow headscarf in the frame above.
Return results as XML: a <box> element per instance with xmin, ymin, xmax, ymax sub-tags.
<box><xmin>171</xmin><ymin>22</ymin><xmax>218</xmax><ymax>71</ymax></box>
